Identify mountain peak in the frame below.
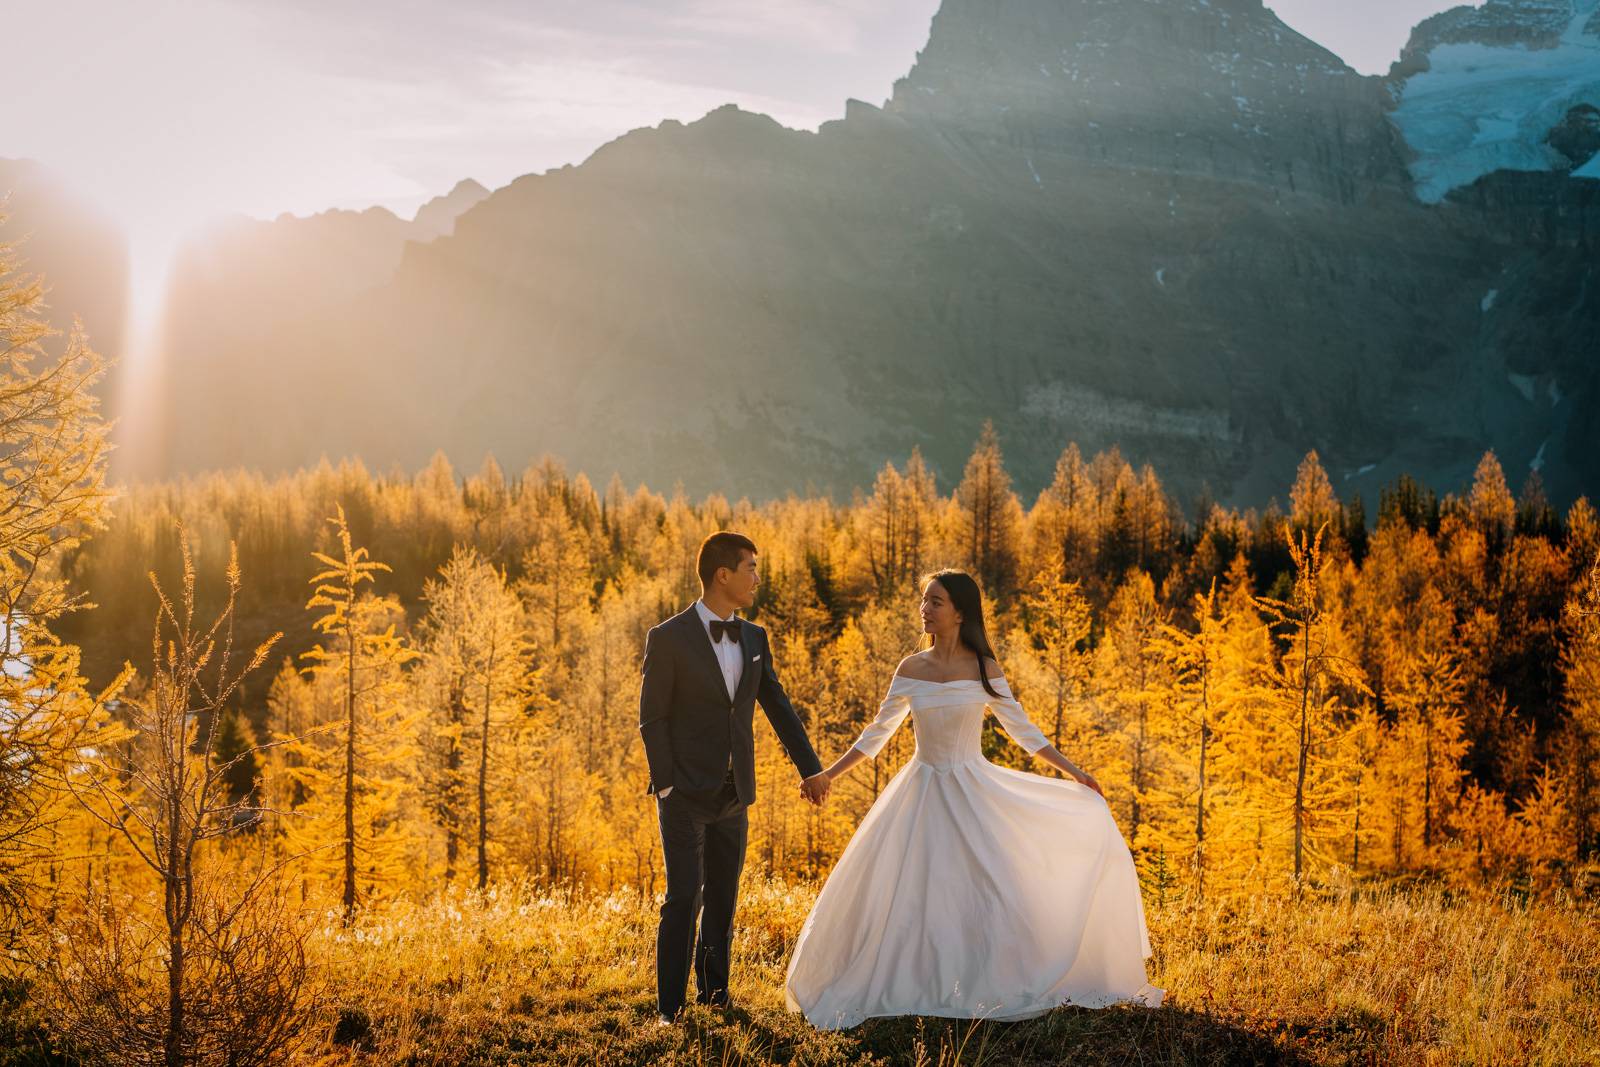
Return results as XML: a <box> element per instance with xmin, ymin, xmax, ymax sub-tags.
<box><xmin>1400</xmin><ymin>0</ymin><xmax>1598</xmax><ymax>67</ymax></box>
<box><xmin>879</xmin><ymin>0</ymin><xmax>1399</xmax><ymax>202</ymax></box>
<box><xmin>889</xmin><ymin>0</ymin><xmax>1352</xmax><ymax>111</ymax></box>
<box><xmin>572</xmin><ymin>103</ymin><xmax>806</xmax><ymax>183</ymax></box>
<box><xmin>413</xmin><ymin>178</ymin><xmax>490</xmax><ymax>238</ymax></box>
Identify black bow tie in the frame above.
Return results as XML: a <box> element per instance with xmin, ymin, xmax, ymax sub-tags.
<box><xmin>710</xmin><ymin>618</ymin><xmax>742</xmax><ymax>644</ymax></box>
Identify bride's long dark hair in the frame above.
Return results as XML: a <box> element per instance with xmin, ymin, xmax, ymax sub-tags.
<box><xmin>921</xmin><ymin>569</ymin><xmax>1001</xmax><ymax>698</ymax></box>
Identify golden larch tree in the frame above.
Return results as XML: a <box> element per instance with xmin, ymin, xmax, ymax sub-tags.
<box><xmin>1253</xmin><ymin>523</ymin><xmax>1373</xmax><ymax>892</ymax></box>
<box><xmin>955</xmin><ymin>421</ymin><xmax>1023</xmax><ymax>597</ymax></box>
<box><xmin>284</xmin><ymin>505</ymin><xmax>422</xmax><ymax>920</ymax></box>
<box><xmin>0</xmin><ymin>211</ymin><xmax>131</xmax><ymax>948</ymax></box>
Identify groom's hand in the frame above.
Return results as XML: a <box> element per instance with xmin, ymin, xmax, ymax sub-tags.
<box><xmin>800</xmin><ymin>772</ymin><xmax>830</xmax><ymax>806</ymax></box>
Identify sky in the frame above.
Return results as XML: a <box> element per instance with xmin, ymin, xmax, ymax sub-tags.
<box><xmin>8</xmin><ymin>0</ymin><xmax>1464</xmax><ymax>271</ymax></box>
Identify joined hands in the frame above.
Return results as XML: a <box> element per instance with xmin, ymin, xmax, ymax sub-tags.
<box><xmin>800</xmin><ymin>771</ymin><xmax>831</xmax><ymax>806</ymax></box>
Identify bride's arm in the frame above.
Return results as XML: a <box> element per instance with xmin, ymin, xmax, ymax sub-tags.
<box><xmin>822</xmin><ymin>746</ymin><xmax>870</xmax><ymax>782</ymax></box>
<box><xmin>824</xmin><ymin>675</ymin><xmax>914</xmax><ymax>782</ymax></box>
<box><xmin>985</xmin><ymin>660</ymin><xmax>1104</xmax><ymax>797</ymax></box>
<box><xmin>1028</xmin><ymin>744</ymin><xmax>1104</xmax><ymax>797</ymax></box>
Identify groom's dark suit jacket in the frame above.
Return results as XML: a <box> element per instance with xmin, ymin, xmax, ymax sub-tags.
<box><xmin>638</xmin><ymin>605</ymin><xmax>823</xmax><ymax>806</ymax></box>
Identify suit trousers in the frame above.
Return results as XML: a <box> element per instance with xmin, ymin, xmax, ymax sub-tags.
<box><xmin>655</xmin><ymin>771</ymin><xmax>747</xmax><ymax>1016</ymax></box>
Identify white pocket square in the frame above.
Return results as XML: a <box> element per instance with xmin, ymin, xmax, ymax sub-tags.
<box><xmin>751</xmin><ymin>655</ymin><xmax>762</xmax><ymax>662</ymax></box>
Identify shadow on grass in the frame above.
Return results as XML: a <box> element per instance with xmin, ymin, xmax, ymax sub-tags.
<box><xmin>802</xmin><ymin>1002</ymin><xmax>1329</xmax><ymax>1067</ymax></box>
<box><xmin>342</xmin><ymin>992</ymin><xmax>1381</xmax><ymax>1066</ymax></box>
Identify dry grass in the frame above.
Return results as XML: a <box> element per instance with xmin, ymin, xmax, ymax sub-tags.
<box><xmin>283</xmin><ymin>874</ymin><xmax>1600</xmax><ymax>1066</ymax></box>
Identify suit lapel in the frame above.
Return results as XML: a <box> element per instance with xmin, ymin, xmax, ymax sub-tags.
<box><xmin>678</xmin><ymin>607</ymin><xmax>727</xmax><ymax>698</ymax></box>
<box><xmin>734</xmin><ymin>620</ymin><xmax>761</xmax><ymax>706</ymax></box>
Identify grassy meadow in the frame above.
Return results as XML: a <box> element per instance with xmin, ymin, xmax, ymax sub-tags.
<box><xmin>14</xmin><ymin>874</ymin><xmax>1588</xmax><ymax>1066</ymax></box>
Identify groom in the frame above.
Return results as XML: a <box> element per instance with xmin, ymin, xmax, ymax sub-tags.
<box><xmin>638</xmin><ymin>530</ymin><xmax>831</xmax><ymax>1023</ymax></box>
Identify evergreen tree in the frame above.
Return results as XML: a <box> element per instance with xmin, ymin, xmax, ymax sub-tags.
<box><xmin>1027</xmin><ymin>442</ymin><xmax>1098</xmax><ymax>587</ymax></box>
<box><xmin>0</xmin><ymin>211</ymin><xmax>131</xmax><ymax>946</ymax></box>
<box><xmin>1514</xmin><ymin>764</ymin><xmax>1571</xmax><ymax>891</ymax></box>
<box><xmin>210</xmin><ymin>706</ymin><xmax>262</xmax><ymax>809</ymax></box>
<box><xmin>1254</xmin><ymin>523</ymin><xmax>1373</xmax><ymax>891</ymax></box>
<box><xmin>53</xmin><ymin>528</ymin><xmax>309</xmax><ymax>1067</ymax></box>
<box><xmin>860</xmin><ymin>459</ymin><xmax>909</xmax><ymax>600</ymax></box>
<box><xmin>1017</xmin><ymin>557</ymin><xmax>1094</xmax><ymax>751</ymax></box>
<box><xmin>899</xmin><ymin>448</ymin><xmax>939</xmax><ymax>585</ymax></box>
<box><xmin>955</xmin><ymin>421</ymin><xmax>1023</xmax><ymax>597</ymax></box>
<box><xmin>1289</xmin><ymin>450</ymin><xmax>1339</xmax><ymax>549</ymax></box>
<box><xmin>287</xmin><ymin>505</ymin><xmax>423</xmax><ymax>921</ymax></box>
<box><xmin>1146</xmin><ymin>576</ymin><xmax>1270</xmax><ymax>898</ymax></box>
<box><xmin>1553</xmin><ymin>546</ymin><xmax>1600</xmax><ymax>860</ymax></box>
<box><xmin>1446</xmin><ymin>781</ymin><xmax>1515</xmax><ymax>885</ymax></box>
<box><xmin>1385</xmin><ymin>594</ymin><xmax>1469</xmax><ymax>859</ymax></box>
<box><xmin>1378</xmin><ymin>473</ymin><xmax>1438</xmax><ymax>534</ymax></box>
<box><xmin>1342</xmin><ymin>491</ymin><xmax>1369</xmax><ymax>564</ymax></box>
<box><xmin>1346</xmin><ymin>700</ymin><xmax>1382</xmax><ymax>875</ymax></box>
<box><xmin>1566</xmin><ymin>498</ymin><xmax>1600</xmax><ymax>578</ymax></box>
<box><xmin>748</xmin><ymin>629</ymin><xmax>830</xmax><ymax>879</ymax></box>
<box><xmin>1097</xmin><ymin>569</ymin><xmax>1175</xmax><ymax>858</ymax></box>
<box><xmin>1467</xmin><ymin>450</ymin><xmax>1516</xmax><ymax>560</ymax></box>
<box><xmin>515</xmin><ymin>498</ymin><xmax>593</xmax><ymax>690</ymax></box>
<box><xmin>415</xmin><ymin>545</ymin><xmax>540</xmax><ymax>888</ymax></box>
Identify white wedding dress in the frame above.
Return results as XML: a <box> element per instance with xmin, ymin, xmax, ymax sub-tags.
<box><xmin>784</xmin><ymin>675</ymin><xmax>1164</xmax><ymax>1030</ymax></box>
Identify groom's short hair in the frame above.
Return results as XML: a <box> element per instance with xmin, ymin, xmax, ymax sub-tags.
<box><xmin>698</xmin><ymin>531</ymin><xmax>757</xmax><ymax>588</ymax></box>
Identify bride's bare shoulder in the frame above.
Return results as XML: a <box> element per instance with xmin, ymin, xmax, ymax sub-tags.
<box><xmin>981</xmin><ymin>655</ymin><xmax>1007</xmax><ymax>683</ymax></box>
<box><xmin>894</xmin><ymin>652</ymin><xmax>936</xmax><ymax>680</ymax></box>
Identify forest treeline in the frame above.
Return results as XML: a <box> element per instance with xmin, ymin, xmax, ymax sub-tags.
<box><xmin>35</xmin><ymin>404</ymin><xmax>1600</xmax><ymax>904</ymax></box>
<box><xmin>4</xmin><ymin>213</ymin><xmax>1599</xmax><ymax>1061</ymax></box>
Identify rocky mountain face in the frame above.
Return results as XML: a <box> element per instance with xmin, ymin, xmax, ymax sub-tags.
<box><xmin>1379</xmin><ymin>0</ymin><xmax>1600</xmax><ymax>504</ymax></box>
<box><xmin>146</xmin><ymin>178</ymin><xmax>491</xmax><ymax>475</ymax></box>
<box><xmin>888</xmin><ymin>0</ymin><xmax>1409</xmax><ymax>203</ymax></box>
<box><xmin>1401</xmin><ymin>0</ymin><xmax>1593</xmax><ymax>56</ymax></box>
<box><xmin>164</xmin><ymin>177</ymin><xmax>489</xmax><ymax>345</ymax></box>
<box><xmin>111</xmin><ymin>0</ymin><xmax>1600</xmax><ymax>511</ymax></box>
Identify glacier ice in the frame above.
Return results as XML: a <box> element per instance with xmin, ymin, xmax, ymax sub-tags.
<box><xmin>1392</xmin><ymin>0</ymin><xmax>1600</xmax><ymax>202</ymax></box>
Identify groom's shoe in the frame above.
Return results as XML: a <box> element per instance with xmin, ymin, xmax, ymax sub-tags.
<box><xmin>697</xmin><ymin>991</ymin><xmax>734</xmax><ymax>1011</ymax></box>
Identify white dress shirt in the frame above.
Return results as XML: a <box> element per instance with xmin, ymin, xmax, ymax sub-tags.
<box><xmin>694</xmin><ymin>598</ymin><xmax>746</xmax><ymax>701</ymax></box>
<box><xmin>657</xmin><ymin>599</ymin><xmax>744</xmax><ymax>798</ymax></box>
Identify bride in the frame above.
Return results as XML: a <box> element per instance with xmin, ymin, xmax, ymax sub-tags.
<box><xmin>783</xmin><ymin>569</ymin><xmax>1165</xmax><ymax>1030</ymax></box>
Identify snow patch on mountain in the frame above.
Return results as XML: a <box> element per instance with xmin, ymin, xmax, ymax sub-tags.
<box><xmin>1392</xmin><ymin>0</ymin><xmax>1600</xmax><ymax>202</ymax></box>
<box><xmin>1021</xmin><ymin>382</ymin><xmax>1238</xmax><ymax>444</ymax></box>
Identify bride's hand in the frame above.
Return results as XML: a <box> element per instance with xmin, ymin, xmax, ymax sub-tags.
<box><xmin>800</xmin><ymin>771</ymin><xmax>831</xmax><ymax>805</ymax></box>
<box><xmin>1075</xmin><ymin>771</ymin><xmax>1104</xmax><ymax>798</ymax></box>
